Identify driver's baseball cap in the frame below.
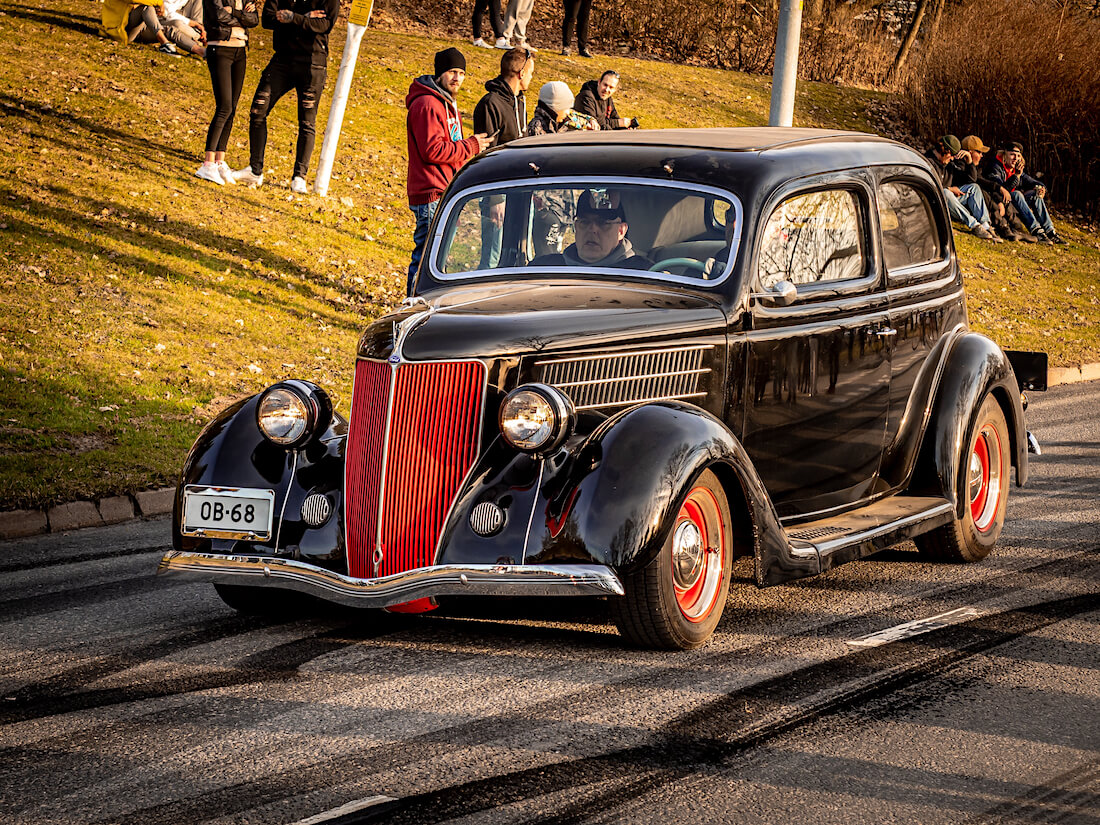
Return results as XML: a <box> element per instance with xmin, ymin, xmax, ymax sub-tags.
<box><xmin>576</xmin><ymin>189</ymin><xmax>625</xmax><ymax>221</ymax></box>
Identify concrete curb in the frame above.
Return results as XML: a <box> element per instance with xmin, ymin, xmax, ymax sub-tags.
<box><xmin>0</xmin><ymin>487</ymin><xmax>175</xmax><ymax>541</ymax></box>
<box><xmin>2</xmin><ymin>363</ymin><xmax>1097</xmax><ymax>542</ymax></box>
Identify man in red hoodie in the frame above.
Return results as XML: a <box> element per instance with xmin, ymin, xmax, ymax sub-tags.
<box><xmin>406</xmin><ymin>47</ymin><xmax>490</xmax><ymax>294</ymax></box>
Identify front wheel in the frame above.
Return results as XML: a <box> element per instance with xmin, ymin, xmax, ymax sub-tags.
<box><xmin>915</xmin><ymin>395</ymin><xmax>1010</xmax><ymax>562</ymax></box>
<box><xmin>613</xmin><ymin>470</ymin><xmax>733</xmax><ymax>650</ymax></box>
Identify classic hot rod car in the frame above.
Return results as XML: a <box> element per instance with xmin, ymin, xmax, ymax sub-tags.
<box><xmin>159</xmin><ymin>128</ymin><xmax>1045</xmax><ymax>649</ymax></box>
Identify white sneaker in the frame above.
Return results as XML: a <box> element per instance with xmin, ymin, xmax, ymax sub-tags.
<box><xmin>232</xmin><ymin>166</ymin><xmax>264</xmax><ymax>187</ymax></box>
<box><xmin>290</xmin><ymin>176</ymin><xmax>308</xmax><ymax>194</ymax></box>
<box><xmin>494</xmin><ymin>36</ymin><xmax>510</xmax><ymax>49</ymax></box>
<box><xmin>195</xmin><ymin>162</ymin><xmax>224</xmax><ymax>185</ymax></box>
<box><xmin>217</xmin><ymin>161</ymin><xmax>236</xmax><ymax>185</ymax></box>
<box><xmin>472</xmin><ymin>37</ymin><xmax>493</xmax><ymax>48</ymax></box>
<box><xmin>516</xmin><ymin>40</ymin><xmax>538</xmax><ymax>53</ymax></box>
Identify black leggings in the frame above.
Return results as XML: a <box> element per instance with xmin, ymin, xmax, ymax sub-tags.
<box><xmin>562</xmin><ymin>0</ymin><xmax>592</xmax><ymax>49</ymax></box>
<box><xmin>204</xmin><ymin>45</ymin><xmax>247</xmax><ymax>154</ymax></box>
<box><xmin>472</xmin><ymin>0</ymin><xmax>503</xmax><ymax>39</ymax></box>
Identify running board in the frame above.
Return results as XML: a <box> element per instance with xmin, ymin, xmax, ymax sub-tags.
<box><xmin>784</xmin><ymin>496</ymin><xmax>955</xmax><ymax>575</ymax></box>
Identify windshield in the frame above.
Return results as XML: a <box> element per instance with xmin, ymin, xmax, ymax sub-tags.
<box><xmin>433</xmin><ymin>179</ymin><xmax>741</xmax><ymax>285</ymax></box>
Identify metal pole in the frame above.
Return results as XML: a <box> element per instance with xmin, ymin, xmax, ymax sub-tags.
<box><xmin>769</xmin><ymin>0</ymin><xmax>803</xmax><ymax>127</ymax></box>
<box><xmin>313</xmin><ymin>0</ymin><xmax>374</xmax><ymax>196</ymax></box>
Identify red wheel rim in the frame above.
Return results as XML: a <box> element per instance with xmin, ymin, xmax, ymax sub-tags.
<box><xmin>968</xmin><ymin>423</ymin><xmax>1002</xmax><ymax>533</ymax></box>
<box><xmin>670</xmin><ymin>486</ymin><xmax>726</xmax><ymax>622</ymax></box>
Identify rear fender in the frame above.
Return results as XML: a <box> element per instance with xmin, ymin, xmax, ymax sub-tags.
<box><xmin>908</xmin><ymin>333</ymin><xmax>1027</xmax><ymax>516</ymax></box>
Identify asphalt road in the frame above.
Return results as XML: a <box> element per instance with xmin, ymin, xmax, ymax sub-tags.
<box><xmin>1</xmin><ymin>381</ymin><xmax>1097</xmax><ymax>825</ymax></box>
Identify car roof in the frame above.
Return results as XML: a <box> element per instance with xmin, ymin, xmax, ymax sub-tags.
<box><xmin>511</xmin><ymin>127</ymin><xmax>882</xmax><ymax>153</ymax></box>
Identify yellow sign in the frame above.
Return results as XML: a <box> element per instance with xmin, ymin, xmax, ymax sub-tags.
<box><xmin>348</xmin><ymin>0</ymin><xmax>373</xmax><ymax>27</ymax></box>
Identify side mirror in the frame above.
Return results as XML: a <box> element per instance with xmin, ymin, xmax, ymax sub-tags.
<box><xmin>754</xmin><ymin>280</ymin><xmax>797</xmax><ymax>308</ymax></box>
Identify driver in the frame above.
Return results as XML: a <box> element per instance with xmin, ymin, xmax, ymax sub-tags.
<box><xmin>530</xmin><ymin>189</ymin><xmax>653</xmax><ymax>270</ymax></box>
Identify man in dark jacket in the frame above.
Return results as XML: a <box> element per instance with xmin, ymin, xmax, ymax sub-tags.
<box><xmin>232</xmin><ymin>0</ymin><xmax>340</xmax><ymax>193</ymax></box>
<box><xmin>982</xmin><ymin>141</ymin><xmax>1066</xmax><ymax>244</ymax></box>
<box><xmin>574</xmin><ymin>71</ymin><xmax>637</xmax><ymax>131</ymax></box>
<box><xmin>405</xmin><ymin>48</ymin><xmax>490</xmax><ymax>294</ymax></box>
<box><xmin>924</xmin><ymin>135</ymin><xmax>999</xmax><ymax>241</ymax></box>
<box><xmin>473</xmin><ymin>47</ymin><xmax>534</xmax><ymax>268</ymax></box>
<box><xmin>530</xmin><ymin>189</ymin><xmax>653</xmax><ymax>270</ymax></box>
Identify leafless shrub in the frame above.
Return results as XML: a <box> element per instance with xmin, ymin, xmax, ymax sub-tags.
<box><xmin>901</xmin><ymin>0</ymin><xmax>1100</xmax><ymax>215</ymax></box>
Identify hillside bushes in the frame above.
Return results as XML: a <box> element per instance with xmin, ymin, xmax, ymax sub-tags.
<box><xmin>901</xmin><ymin>0</ymin><xmax>1100</xmax><ymax>216</ymax></box>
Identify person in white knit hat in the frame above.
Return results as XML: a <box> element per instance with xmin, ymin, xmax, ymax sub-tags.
<box><xmin>526</xmin><ymin>81</ymin><xmax>598</xmax><ymax>256</ymax></box>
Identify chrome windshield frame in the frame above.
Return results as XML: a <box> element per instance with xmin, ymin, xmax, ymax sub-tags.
<box><xmin>428</xmin><ymin>175</ymin><xmax>744</xmax><ymax>289</ymax></box>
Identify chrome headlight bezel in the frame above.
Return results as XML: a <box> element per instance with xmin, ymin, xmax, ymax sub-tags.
<box><xmin>498</xmin><ymin>383</ymin><xmax>575</xmax><ymax>455</ymax></box>
<box><xmin>256</xmin><ymin>381</ymin><xmax>332</xmax><ymax>448</ymax></box>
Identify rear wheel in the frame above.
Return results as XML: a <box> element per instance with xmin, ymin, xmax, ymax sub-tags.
<box><xmin>915</xmin><ymin>395</ymin><xmax>1010</xmax><ymax>562</ymax></box>
<box><xmin>613</xmin><ymin>470</ymin><xmax>733</xmax><ymax>650</ymax></box>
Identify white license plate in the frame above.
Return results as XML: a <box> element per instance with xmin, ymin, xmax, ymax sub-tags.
<box><xmin>182</xmin><ymin>486</ymin><xmax>275</xmax><ymax>540</ymax></box>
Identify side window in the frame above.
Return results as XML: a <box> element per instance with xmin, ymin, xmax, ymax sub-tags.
<box><xmin>759</xmin><ymin>190</ymin><xmax>864</xmax><ymax>290</ymax></box>
<box><xmin>878</xmin><ymin>181</ymin><xmax>943</xmax><ymax>271</ymax></box>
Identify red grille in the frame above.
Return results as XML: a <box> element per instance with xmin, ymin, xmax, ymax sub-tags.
<box><xmin>344</xmin><ymin>359</ymin><xmax>486</xmax><ymax>579</ymax></box>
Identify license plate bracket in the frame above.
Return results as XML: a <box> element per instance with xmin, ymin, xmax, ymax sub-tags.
<box><xmin>181</xmin><ymin>485</ymin><xmax>276</xmax><ymax>541</ymax></box>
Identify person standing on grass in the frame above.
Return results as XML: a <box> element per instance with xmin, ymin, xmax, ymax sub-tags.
<box><xmin>473</xmin><ymin>46</ymin><xmax>535</xmax><ymax>269</ymax></box>
<box><xmin>405</xmin><ymin>48</ymin><xmax>491</xmax><ymax>294</ymax></box>
<box><xmin>574</xmin><ymin>70</ymin><xmax>637</xmax><ymax>131</ymax></box>
<box><xmin>498</xmin><ymin>0</ymin><xmax>536</xmax><ymax>51</ymax></box>
<box><xmin>561</xmin><ymin>0</ymin><xmax>592</xmax><ymax>56</ymax></box>
<box><xmin>231</xmin><ymin>0</ymin><xmax>340</xmax><ymax>194</ymax></box>
<box><xmin>471</xmin><ymin>0</ymin><xmax>504</xmax><ymax>48</ymax></box>
<box><xmin>195</xmin><ymin>0</ymin><xmax>258</xmax><ymax>185</ymax></box>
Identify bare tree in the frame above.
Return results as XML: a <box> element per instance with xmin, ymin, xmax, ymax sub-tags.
<box><xmin>887</xmin><ymin>0</ymin><xmax>931</xmax><ymax>83</ymax></box>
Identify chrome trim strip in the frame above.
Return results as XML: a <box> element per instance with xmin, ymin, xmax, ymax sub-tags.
<box><xmin>534</xmin><ymin>344</ymin><xmax>714</xmax><ymax>366</ymax></box>
<box><xmin>552</xmin><ymin>368</ymin><xmax>710</xmax><ymax>390</ymax></box>
<box><xmin>274</xmin><ymin>450</ymin><xmax>297</xmax><ymax>552</ymax></box>
<box><xmin>157</xmin><ymin>551</ymin><xmax>624</xmax><ymax>606</ymax></box>
<box><xmin>520</xmin><ymin>459</ymin><xmax>546</xmax><ymax>565</ymax></box>
<box><xmin>374</xmin><ymin>363</ymin><xmax>398</xmax><ymax>576</ymax></box>
<box><xmin>811</xmin><ymin>502</ymin><xmax>954</xmax><ymax>558</ymax></box>
<box><xmin>574</xmin><ymin>392</ymin><xmax>707</xmax><ymax>411</ymax></box>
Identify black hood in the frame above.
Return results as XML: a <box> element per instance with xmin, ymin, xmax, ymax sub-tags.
<box><xmin>358</xmin><ymin>282</ymin><xmax>726</xmax><ymax>363</ymax></box>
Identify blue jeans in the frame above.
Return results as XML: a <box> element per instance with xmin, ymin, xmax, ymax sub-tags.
<box><xmin>407</xmin><ymin>200</ymin><xmax>437</xmax><ymax>295</ymax></box>
<box><xmin>944</xmin><ymin>185</ymin><xmax>989</xmax><ymax>230</ymax></box>
<box><xmin>1014</xmin><ymin>190</ymin><xmax>1056</xmax><ymax>235</ymax></box>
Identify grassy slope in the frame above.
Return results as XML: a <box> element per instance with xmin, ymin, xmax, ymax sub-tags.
<box><xmin>0</xmin><ymin>0</ymin><xmax>1097</xmax><ymax>510</ymax></box>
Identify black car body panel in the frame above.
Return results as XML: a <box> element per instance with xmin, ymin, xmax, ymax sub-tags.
<box><xmin>162</xmin><ymin>128</ymin><xmax>1043</xmax><ymax>645</ymax></box>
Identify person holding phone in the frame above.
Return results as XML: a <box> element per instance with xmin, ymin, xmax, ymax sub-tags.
<box><xmin>405</xmin><ymin>48</ymin><xmax>491</xmax><ymax>294</ymax></box>
<box><xmin>196</xmin><ymin>0</ymin><xmax>259</xmax><ymax>185</ymax></box>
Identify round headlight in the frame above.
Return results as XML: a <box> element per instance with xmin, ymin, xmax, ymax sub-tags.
<box><xmin>257</xmin><ymin>387</ymin><xmax>311</xmax><ymax>446</ymax></box>
<box><xmin>499</xmin><ymin>384</ymin><xmax>574</xmax><ymax>454</ymax></box>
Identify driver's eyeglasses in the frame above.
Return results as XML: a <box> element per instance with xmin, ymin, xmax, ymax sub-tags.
<box><xmin>575</xmin><ymin>216</ymin><xmax>622</xmax><ymax>230</ymax></box>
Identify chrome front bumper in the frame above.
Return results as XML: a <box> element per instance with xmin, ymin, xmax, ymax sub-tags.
<box><xmin>157</xmin><ymin>551</ymin><xmax>624</xmax><ymax>608</ymax></box>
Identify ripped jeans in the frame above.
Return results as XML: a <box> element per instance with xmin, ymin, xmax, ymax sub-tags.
<box><xmin>247</xmin><ymin>58</ymin><xmax>328</xmax><ymax>179</ymax></box>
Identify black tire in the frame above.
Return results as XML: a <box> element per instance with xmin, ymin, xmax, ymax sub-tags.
<box><xmin>613</xmin><ymin>470</ymin><xmax>734</xmax><ymax>650</ymax></box>
<box><xmin>915</xmin><ymin>395</ymin><xmax>1010</xmax><ymax>562</ymax></box>
<box><xmin>213</xmin><ymin>583</ymin><xmax>302</xmax><ymax>616</ymax></box>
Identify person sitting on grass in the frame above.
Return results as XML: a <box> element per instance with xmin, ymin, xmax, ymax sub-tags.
<box><xmin>127</xmin><ymin>0</ymin><xmax>207</xmax><ymax>56</ymax></box>
<box><xmin>924</xmin><ymin>134</ymin><xmax>999</xmax><ymax>242</ymax></box>
<box><xmin>574</xmin><ymin>70</ymin><xmax>638</xmax><ymax>131</ymax></box>
<box><xmin>982</xmin><ymin>141</ymin><xmax>1066</xmax><ymax>245</ymax></box>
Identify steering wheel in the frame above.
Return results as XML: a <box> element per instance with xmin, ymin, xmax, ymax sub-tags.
<box><xmin>648</xmin><ymin>257</ymin><xmax>707</xmax><ymax>274</ymax></box>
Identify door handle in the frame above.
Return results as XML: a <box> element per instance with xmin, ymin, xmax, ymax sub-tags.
<box><xmin>875</xmin><ymin>327</ymin><xmax>897</xmax><ymax>337</ymax></box>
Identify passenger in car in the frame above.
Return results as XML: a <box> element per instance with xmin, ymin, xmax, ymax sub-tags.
<box><xmin>530</xmin><ymin>189</ymin><xmax>654</xmax><ymax>269</ymax></box>
<box><xmin>701</xmin><ymin>212</ymin><xmax>738</xmax><ymax>279</ymax></box>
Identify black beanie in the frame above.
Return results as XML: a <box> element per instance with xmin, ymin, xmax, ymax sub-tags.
<box><xmin>434</xmin><ymin>47</ymin><xmax>466</xmax><ymax>77</ymax></box>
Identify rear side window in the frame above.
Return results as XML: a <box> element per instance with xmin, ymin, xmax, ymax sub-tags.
<box><xmin>759</xmin><ymin>190</ymin><xmax>864</xmax><ymax>289</ymax></box>
<box><xmin>878</xmin><ymin>182</ymin><xmax>943</xmax><ymax>271</ymax></box>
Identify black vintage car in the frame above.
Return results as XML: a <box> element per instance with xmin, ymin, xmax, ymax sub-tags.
<box><xmin>159</xmin><ymin>128</ymin><xmax>1045</xmax><ymax>649</ymax></box>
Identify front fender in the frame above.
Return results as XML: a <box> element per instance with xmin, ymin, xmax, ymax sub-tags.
<box><xmin>173</xmin><ymin>392</ymin><xmax>349</xmax><ymax>570</ymax></box>
<box><xmin>523</xmin><ymin>402</ymin><xmax>800</xmax><ymax>584</ymax></box>
<box><xmin>909</xmin><ymin>332</ymin><xmax>1027</xmax><ymax>516</ymax></box>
